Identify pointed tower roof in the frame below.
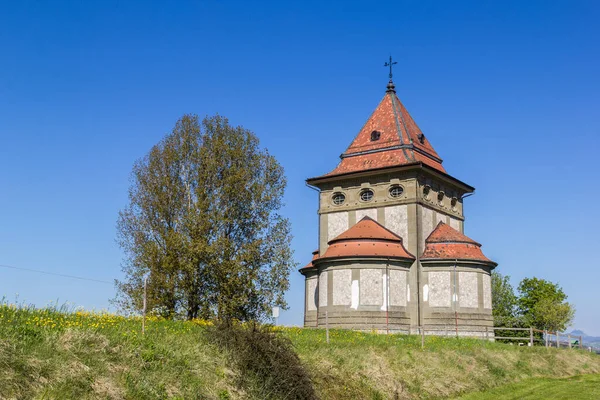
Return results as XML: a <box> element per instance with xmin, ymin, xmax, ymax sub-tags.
<box><xmin>421</xmin><ymin>222</ymin><xmax>496</xmax><ymax>266</ymax></box>
<box><xmin>318</xmin><ymin>216</ymin><xmax>415</xmax><ymax>260</ymax></box>
<box><xmin>321</xmin><ymin>80</ymin><xmax>445</xmax><ymax>178</ymax></box>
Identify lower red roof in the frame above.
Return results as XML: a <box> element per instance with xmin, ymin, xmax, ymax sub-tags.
<box><xmin>421</xmin><ymin>222</ymin><xmax>496</xmax><ymax>265</ymax></box>
<box><xmin>300</xmin><ymin>249</ymin><xmax>320</xmax><ymax>271</ymax></box>
<box><xmin>301</xmin><ymin>217</ymin><xmax>414</xmax><ymax>268</ymax></box>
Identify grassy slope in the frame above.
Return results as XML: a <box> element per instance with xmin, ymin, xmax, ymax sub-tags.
<box><xmin>1</xmin><ymin>305</ymin><xmax>599</xmax><ymax>399</ymax></box>
<box><xmin>454</xmin><ymin>374</ymin><xmax>600</xmax><ymax>400</ymax></box>
<box><xmin>0</xmin><ymin>306</ymin><xmax>242</xmax><ymax>399</ymax></box>
<box><xmin>287</xmin><ymin>329</ymin><xmax>600</xmax><ymax>399</ymax></box>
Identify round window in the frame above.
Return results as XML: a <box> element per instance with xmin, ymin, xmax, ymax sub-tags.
<box><xmin>360</xmin><ymin>189</ymin><xmax>374</xmax><ymax>202</ymax></box>
<box><xmin>389</xmin><ymin>186</ymin><xmax>404</xmax><ymax>198</ymax></box>
<box><xmin>332</xmin><ymin>192</ymin><xmax>346</xmax><ymax>205</ymax></box>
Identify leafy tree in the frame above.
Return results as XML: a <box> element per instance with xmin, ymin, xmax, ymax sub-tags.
<box><xmin>517</xmin><ymin>277</ymin><xmax>575</xmax><ymax>332</ymax></box>
<box><xmin>115</xmin><ymin>114</ymin><xmax>295</xmax><ymax>321</ymax></box>
<box><xmin>491</xmin><ymin>271</ymin><xmax>520</xmax><ymax>327</ymax></box>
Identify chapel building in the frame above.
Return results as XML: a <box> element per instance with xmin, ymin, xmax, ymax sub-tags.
<box><xmin>300</xmin><ymin>78</ymin><xmax>497</xmax><ymax>335</ymax></box>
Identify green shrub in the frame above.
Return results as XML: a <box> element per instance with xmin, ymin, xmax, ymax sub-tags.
<box><xmin>208</xmin><ymin>322</ymin><xmax>317</xmax><ymax>400</ymax></box>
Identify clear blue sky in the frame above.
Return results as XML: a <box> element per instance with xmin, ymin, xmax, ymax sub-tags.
<box><xmin>1</xmin><ymin>1</ymin><xmax>599</xmax><ymax>334</ymax></box>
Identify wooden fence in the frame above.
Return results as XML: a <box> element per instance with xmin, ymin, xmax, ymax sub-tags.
<box><xmin>409</xmin><ymin>326</ymin><xmax>586</xmax><ymax>350</ymax></box>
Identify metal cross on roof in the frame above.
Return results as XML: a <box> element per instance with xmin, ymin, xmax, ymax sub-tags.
<box><xmin>384</xmin><ymin>55</ymin><xmax>398</xmax><ymax>80</ymax></box>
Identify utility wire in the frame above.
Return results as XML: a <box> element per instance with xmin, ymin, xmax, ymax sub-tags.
<box><xmin>0</xmin><ymin>263</ymin><xmax>113</xmax><ymax>284</ymax></box>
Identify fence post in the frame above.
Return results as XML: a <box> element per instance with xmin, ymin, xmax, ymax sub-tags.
<box><xmin>545</xmin><ymin>330</ymin><xmax>548</xmax><ymax>348</ymax></box>
<box><xmin>556</xmin><ymin>332</ymin><xmax>560</xmax><ymax>348</ymax></box>
<box><xmin>529</xmin><ymin>327</ymin><xmax>533</xmax><ymax>347</ymax></box>
<box><xmin>568</xmin><ymin>334</ymin><xmax>571</xmax><ymax>349</ymax></box>
<box><xmin>142</xmin><ymin>276</ymin><xmax>148</xmax><ymax>335</ymax></box>
<box><xmin>325</xmin><ymin>311</ymin><xmax>329</xmax><ymax>345</ymax></box>
<box><xmin>580</xmin><ymin>336</ymin><xmax>583</xmax><ymax>350</ymax></box>
<box><xmin>485</xmin><ymin>326</ymin><xmax>489</xmax><ymax>341</ymax></box>
<box><xmin>444</xmin><ymin>324</ymin><xmax>448</xmax><ymax>337</ymax></box>
<box><xmin>421</xmin><ymin>326</ymin><xmax>425</xmax><ymax>350</ymax></box>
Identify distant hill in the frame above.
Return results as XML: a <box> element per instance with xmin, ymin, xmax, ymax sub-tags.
<box><xmin>570</xmin><ymin>330</ymin><xmax>600</xmax><ymax>350</ymax></box>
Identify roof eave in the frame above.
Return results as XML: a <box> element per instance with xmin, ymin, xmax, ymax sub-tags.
<box><xmin>299</xmin><ymin>266</ymin><xmax>318</xmax><ymax>275</ymax></box>
<box><xmin>420</xmin><ymin>258</ymin><xmax>498</xmax><ymax>268</ymax></box>
<box><xmin>306</xmin><ymin>162</ymin><xmax>475</xmax><ymax>193</ymax></box>
<box><xmin>314</xmin><ymin>255</ymin><xmax>415</xmax><ymax>264</ymax></box>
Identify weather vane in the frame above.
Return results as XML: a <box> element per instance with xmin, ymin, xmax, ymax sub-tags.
<box><xmin>384</xmin><ymin>55</ymin><xmax>397</xmax><ymax>80</ymax></box>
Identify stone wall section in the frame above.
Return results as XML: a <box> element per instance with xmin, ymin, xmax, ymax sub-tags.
<box><xmin>327</xmin><ymin>211</ymin><xmax>349</xmax><ymax>242</ymax></box>
<box><xmin>356</xmin><ymin>208</ymin><xmax>378</xmax><ymax>222</ymax></box>
<box><xmin>482</xmin><ymin>273</ymin><xmax>492</xmax><ymax>309</ymax></box>
<box><xmin>318</xmin><ymin>272</ymin><xmax>328</xmax><ymax>307</ymax></box>
<box><xmin>459</xmin><ymin>272</ymin><xmax>479</xmax><ymax>308</ymax></box>
<box><xmin>428</xmin><ymin>271</ymin><xmax>452</xmax><ymax>307</ymax></box>
<box><xmin>332</xmin><ymin>269</ymin><xmax>352</xmax><ymax>306</ymax></box>
<box><xmin>360</xmin><ymin>269</ymin><xmax>382</xmax><ymax>306</ymax></box>
<box><xmin>449</xmin><ymin>216</ymin><xmax>461</xmax><ymax>232</ymax></box>
<box><xmin>384</xmin><ymin>205</ymin><xmax>409</xmax><ymax>249</ymax></box>
<box><xmin>389</xmin><ymin>270</ymin><xmax>407</xmax><ymax>306</ymax></box>
<box><xmin>307</xmin><ymin>278</ymin><xmax>317</xmax><ymax>311</ymax></box>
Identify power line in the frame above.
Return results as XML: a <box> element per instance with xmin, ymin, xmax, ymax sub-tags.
<box><xmin>0</xmin><ymin>263</ymin><xmax>113</xmax><ymax>285</ymax></box>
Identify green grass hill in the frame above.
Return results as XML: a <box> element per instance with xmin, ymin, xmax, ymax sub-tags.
<box><xmin>1</xmin><ymin>303</ymin><xmax>599</xmax><ymax>399</ymax></box>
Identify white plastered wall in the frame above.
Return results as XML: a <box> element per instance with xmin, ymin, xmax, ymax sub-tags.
<box><xmin>421</xmin><ymin>207</ymin><xmax>435</xmax><ymax>250</ymax></box>
<box><xmin>459</xmin><ymin>272</ymin><xmax>478</xmax><ymax>308</ymax></box>
<box><xmin>356</xmin><ymin>208</ymin><xmax>377</xmax><ymax>222</ymax></box>
<box><xmin>333</xmin><ymin>269</ymin><xmax>352</xmax><ymax>306</ymax></box>
<box><xmin>384</xmin><ymin>205</ymin><xmax>409</xmax><ymax>247</ymax></box>
<box><xmin>428</xmin><ymin>271</ymin><xmax>451</xmax><ymax>307</ymax></box>
<box><xmin>482</xmin><ymin>273</ymin><xmax>492</xmax><ymax>309</ymax></box>
<box><xmin>307</xmin><ymin>278</ymin><xmax>318</xmax><ymax>311</ymax></box>
<box><xmin>449</xmin><ymin>216</ymin><xmax>461</xmax><ymax>232</ymax></box>
<box><xmin>389</xmin><ymin>270</ymin><xmax>407</xmax><ymax>306</ymax></box>
<box><xmin>327</xmin><ymin>211</ymin><xmax>349</xmax><ymax>241</ymax></box>
<box><xmin>318</xmin><ymin>272</ymin><xmax>328</xmax><ymax>307</ymax></box>
<box><xmin>360</xmin><ymin>269</ymin><xmax>382</xmax><ymax>306</ymax></box>
<box><xmin>435</xmin><ymin>212</ymin><xmax>446</xmax><ymax>226</ymax></box>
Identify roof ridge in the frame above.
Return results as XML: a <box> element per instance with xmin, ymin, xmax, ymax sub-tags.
<box><xmin>425</xmin><ymin>221</ymin><xmax>482</xmax><ymax>246</ymax></box>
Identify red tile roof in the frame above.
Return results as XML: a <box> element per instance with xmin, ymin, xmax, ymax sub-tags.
<box><xmin>300</xmin><ymin>249</ymin><xmax>319</xmax><ymax>271</ymax></box>
<box><xmin>425</xmin><ymin>222</ymin><xmax>481</xmax><ymax>245</ymax></box>
<box><xmin>319</xmin><ymin>217</ymin><xmax>415</xmax><ymax>260</ymax></box>
<box><xmin>421</xmin><ymin>222</ymin><xmax>496</xmax><ymax>265</ymax></box>
<box><xmin>321</xmin><ymin>81</ymin><xmax>445</xmax><ymax>178</ymax></box>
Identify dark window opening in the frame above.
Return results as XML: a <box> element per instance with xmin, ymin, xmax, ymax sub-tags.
<box><xmin>389</xmin><ymin>186</ymin><xmax>404</xmax><ymax>198</ymax></box>
<box><xmin>370</xmin><ymin>130</ymin><xmax>381</xmax><ymax>141</ymax></box>
<box><xmin>332</xmin><ymin>193</ymin><xmax>346</xmax><ymax>205</ymax></box>
<box><xmin>360</xmin><ymin>189</ymin><xmax>374</xmax><ymax>202</ymax></box>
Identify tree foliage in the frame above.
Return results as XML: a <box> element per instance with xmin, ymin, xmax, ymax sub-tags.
<box><xmin>491</xmin><ymin>273</ymin><xmax>575</xmax><ymax>332</ymax></box>
<box><xmin>491</xmin><ymin>271</ymin><xmax>520</xmax><ymax>327</ymax></box>
<box><xmin>115</xmin><ymin>114</ymin><xmax>295</xmax><ymax>321</ymax></box>
<box><xmin>517</xmin><ymin>277</ymin><xmax>574</xmax><ymax>332</ymax></box>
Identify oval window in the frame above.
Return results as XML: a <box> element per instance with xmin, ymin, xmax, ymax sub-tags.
<box><xmin>332</xmin><ymin>192</ymin><xmax>346</xmax><ymax>205</ymax></box>
<box><xmin>360</xmin><ymin>189</ymin><xmax>374</xmax><ymax>202</ymax></box>
<box><xmin>389</xmin><ymin>186</ymin><xmax>404</xmax><ymax>198</ymax></box>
